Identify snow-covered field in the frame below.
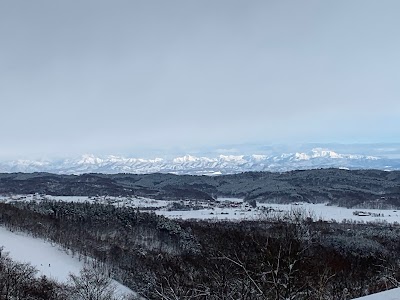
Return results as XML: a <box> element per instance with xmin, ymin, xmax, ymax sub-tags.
<box><xmin>1</xmin><ymin>194</ymin><xmax>400</xmax><ymax>224</ymax></box>
<box><xmin>0</xmin><ymin>226</ymin><xmax>134</xmax><ymax>298</ymax></box>
<box><xmin>156</xmin><ymin>202</ymin><xmax>400</xmax><ymax>223</ymax></box>
<box><xmin>259</xmin><ymin>202</ymin><xmax>400</xmax><ymax>224</ymax></box>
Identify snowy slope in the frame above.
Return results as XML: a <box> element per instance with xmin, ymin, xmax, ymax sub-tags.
<box><xmin>0</xmin><ymin>226</ymin><xmax>81</xmax><ymax>281</ymax></box>
<box><xmin>353</xmin><ymin>287</ymin><xmax>400</xmax><ymax>300</ymax></box>
<box><xmin>0</xmin><ymin>226</ymin><xmax>135</xmax><ymax>298</ymax></box>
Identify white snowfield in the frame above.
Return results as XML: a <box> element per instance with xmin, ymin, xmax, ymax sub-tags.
<box><xmin>0</xmin><ymin>226</ymin><xmax>134</xmax><ymax>298</ymax></box>
<box><xmin>1</xmin><ymin>194</ymin><xmax>400</xmax><ymax>224</ymax></box>
<box><xmin>353</xmin><ymin>287</ymin><xmax>400</xmax><ymax>300</ymax></box>
<box><xmin>156</xmin><ymin>201</ymin><xmax>400</xmax><ymax>224</ymax></box>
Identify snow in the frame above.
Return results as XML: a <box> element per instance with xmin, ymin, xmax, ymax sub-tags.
<box><xmin>219</xmin><ymin>154</ymin><xmax>245</xmax><ymax>162</ymax></box>
<box><xmin>353</xmin><ymin>287</ymin><xmax>400</xmax><ymax>300</ymax></box>
<box><xmin>2</xmin><ymin>194</ymin><xmax>400</xmax><ymax>224</ymax></box>
<box><xmin>294</xmin><ymin>152</ymin><xmax>310</xmax><ymax>160</ymax></box>
<box><xmin>173</xmin><ymin>155</ymin><xmax>199</xmax><ymax>163</ymax></box>
<box><xmin>154</xmin><ymin>198</ymin><xmax>400</xmax><ymax>224</ymax></box>
<box><xmin>251</xmin><ymin>154</ymin><xmax>268</xmax><ymax>160</ymax></box>
<box><xmin>0</xmin><ymin>194</ymin><xmax>172</xmax><ymax>209</ymax></box>
<box><xmin>0</xmin><ymin>226</ymin><xmax>82</xmax><ymax>281</ymax></box>
<box><xmin>258</xmin><ymin>202</ymin><xmax>400</xmax><ymax>224</ymax></box>
<box><xmin>78</xmin><ymin>154</ymin><xmax>104</xmax><ymax>165</ymax></box>
<box><xmin>0</xmin><ymin>148</ymin><xmax>394</xmax><ymax>174</ymax></box>
<box><xmin>156</xmin><ymin>207</ymin><xmax>258</xmax><ymax>220</ymax></box>
<box><xmin>1</xmin><ymin>195</ymin><xmax>400</xmax><ymax>300</ymax></box>
<box><xmin>0</xmin><ymin>226</ymin><xmax>135</xmax><ymax>298</ymax></box>
<box><xmin>155</xmin><ymin>202</ymin><xmax>400</xmax><ymax>224</ymax></box>
<box><xmin>311</xmin><ymin>148</ymin><xmax>342</xmax><ymax>158</ymax></box>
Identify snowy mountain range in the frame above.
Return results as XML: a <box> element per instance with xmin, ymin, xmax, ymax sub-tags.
<box><xmin>1</xmin><ymin>148</ymin><xmax>399</xmax><ymax>175</ymax></box>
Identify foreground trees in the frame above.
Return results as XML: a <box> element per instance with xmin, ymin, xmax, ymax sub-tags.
<box><xmin>0</xmin><ymin>254</ymin><xmax>135</xmax><ymax>300</ymax></box>
<box><xmin>0</xmin><ymin>249</ymin><xmax>64</xmax><ymax>300</ymax></box>
<box><xmin>68</xmin><ymin>265</ymin><xmax>116</xmax><ymax>300</ymax></box>
<box><xmin>1</xmin><ymin>201</ymin><xmax>400</xmax><ymax>299</ymax></box>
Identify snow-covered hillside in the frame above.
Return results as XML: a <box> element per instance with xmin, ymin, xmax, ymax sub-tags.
<box><xmin>0</xmin><ymin>148</ymin><xmax>399</xmax><ymax>175</ymax></box>
<box><xmin>354</xmin><ymin>287</ymin><xmax>400</xmax><ymax>300</ymax></box>
<box><xmin>0</xmin><ymin>226</ymin><xmax>135</xmax><ymax>298</ymax></box>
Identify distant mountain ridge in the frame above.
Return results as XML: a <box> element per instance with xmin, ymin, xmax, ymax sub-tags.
<box><xmin>1</xmin><ymin>148</ymin><xmax>400</xmax><ymax>175</ymax></box>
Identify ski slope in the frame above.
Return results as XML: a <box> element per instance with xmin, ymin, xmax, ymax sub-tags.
<box><xmin>0</xmin><ymin>226</ymin><xmax>134</xmax><ymax>298</ymax></box>
<box><xmin>354</xmin><ymin>287</ymin><xmax>400</xmax><ymax>299</ymax></box>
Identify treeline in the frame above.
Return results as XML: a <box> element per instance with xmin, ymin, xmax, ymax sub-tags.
<box><xmin>1</xmin><ymin>201</ymin><xmax>400</xmax><ymax>299</ymax></box>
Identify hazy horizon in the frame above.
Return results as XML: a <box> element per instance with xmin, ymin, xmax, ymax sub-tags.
<box><xmin>1</xmin><ymin>142</ymin><xmax>400</xmax><ymax>162</ymax></box>
<box><xmin>1</xmin><ymin>1</ymin><xmax>399</xmax><ymax>160</ymax></box>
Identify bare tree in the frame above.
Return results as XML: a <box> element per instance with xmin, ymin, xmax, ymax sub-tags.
<box><xmin>69</xmin><ymin>264</ymin><xmax>116</xmax><ymax>300</ymax></box>
<box><xmin>0</xmin><ymin>253</ymin><xmax>37</xmax><ymax>299</ymax></box>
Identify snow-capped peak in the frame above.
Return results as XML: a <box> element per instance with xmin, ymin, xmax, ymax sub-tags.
<box><xmin>251</xmin><ymin>154</ymin><xmax>268</xmax><ymax>161</ymax></box>
<box><xmin>78</xmin><ymin>154</ymin><xmax>103</xmax><ymax>165</ymax></box>
<box><xmin>311</xmin><ymin>148</ymin><xmax>342</xmax><ymax>159</ymax></box>
<box><xmin>219</xmin><ymin>155</ymin><xmax>245</xmax><ymax>162</ymax></box>
<box><xmin>0</xmin><ymin>148</ymin><xmax>393</xmax><ymax>175</ymax></box>
<box><xmin>294</xmin><ymin>152</ymin><xmax>310</xmax><ymax>160</ymax></box>
<box><xmin>173</xmin><ymin>155</ymin><xmax>199</xmax><ymax>163</ymax></box>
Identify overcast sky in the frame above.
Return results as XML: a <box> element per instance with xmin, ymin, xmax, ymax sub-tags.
<box><xmin>1</xmin><ymin>0</ymin><xmax>399</xmax><ymax>159</ymax></box>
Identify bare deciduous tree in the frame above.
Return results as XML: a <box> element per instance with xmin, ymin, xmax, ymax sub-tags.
<box><xmin>69</xmin><ymin>264</ymin><xmax>116</xmax><ymax>300</ymax></box>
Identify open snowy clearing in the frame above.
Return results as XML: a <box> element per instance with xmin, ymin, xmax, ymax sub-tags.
<box><xmin>0</xmin><ymin>226</ymin><xmax>135</xmax><ymax>298</ymax></box>
<box><xmin>259</xmin><ymin>202</ymin><xmax>400</xmax><ymax>224</ymax></box>
<box><xmin>155</xmin><ymin>198</ymin><xmax>400</xmax><ymax>224</ymax></box>
<box><xmin>2</xmin><ymin>194</ymin><xmax>400</xmax><ymax>224</ymax></box>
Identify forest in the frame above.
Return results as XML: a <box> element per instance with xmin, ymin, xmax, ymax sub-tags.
<box><xmin>1</xmin><ymin>199</ymin><xmax>400</xmax><ymax>299</ymax></box>
<box><xmin>1</xmin><ymin>169</ymin><xmax>400</xmax><ymax>208</ymax></box>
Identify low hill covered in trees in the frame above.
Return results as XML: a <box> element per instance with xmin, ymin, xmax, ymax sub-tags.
<box><xmin>1</xmin><ymin>169</ymin><xmax>400</xmax><ymax>208</ymax></box>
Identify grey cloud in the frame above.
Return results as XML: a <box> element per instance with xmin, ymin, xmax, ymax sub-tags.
<box><xmin>0</xmin><ymin>0</ymin><xmax>399</xmax><ymax>159</ymax></box>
